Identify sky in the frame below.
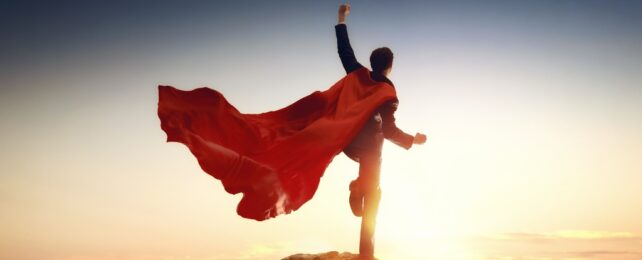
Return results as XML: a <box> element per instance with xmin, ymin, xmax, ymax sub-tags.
<box><xmin>1</xmin><ymin>0</ymin><xmax>642</xmax><ymax>259</ymax></box>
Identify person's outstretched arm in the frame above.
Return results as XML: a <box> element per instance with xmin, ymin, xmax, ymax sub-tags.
<box><xmin>380</xmin><ymin>100</ymin><xmax>428</xmax><ymax>149</ymax></box>
<box><xmin>335</xmin><ymin>4</ymin><xmax>364</xmax><ymax>74</ymax></box>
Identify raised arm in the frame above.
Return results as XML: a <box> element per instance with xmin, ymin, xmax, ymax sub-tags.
<box><xmin>335</xmin><ymin>4</ymin><xmax>364</xmax><ymax>74</ymax></box>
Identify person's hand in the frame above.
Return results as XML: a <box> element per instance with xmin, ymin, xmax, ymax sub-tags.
<box><xmin>413</xmin><ymin>133</ymin><xmax>427</xmax><ymax>145</ymax></box>
<box><xmin>338</xmin><ymin>4</ymin><xmax>351</xmax><ymax>24</ymax></box>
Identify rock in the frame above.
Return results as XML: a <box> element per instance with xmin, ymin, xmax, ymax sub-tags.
<box><xmin>282</xmin><ymin>251</ymin><xmax>359</xmax><ymax>260</ymax></box>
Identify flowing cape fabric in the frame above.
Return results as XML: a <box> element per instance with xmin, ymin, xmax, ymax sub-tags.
<box><xmin>157</xmin><ymin>68</ymin><xmax>397</xmax><ymax>221</ymax></box>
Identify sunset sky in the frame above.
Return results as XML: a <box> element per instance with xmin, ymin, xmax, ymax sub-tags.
<box><xmin>1</xmin><ymin>0</ymin><xmax>641</xmax><ymax>259</ymax></box>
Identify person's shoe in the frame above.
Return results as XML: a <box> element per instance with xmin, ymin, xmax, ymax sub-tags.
<box><xmin>349</xmin><ymin>179</ymin><xmax>364</xmax><ymax>217</ymax></box>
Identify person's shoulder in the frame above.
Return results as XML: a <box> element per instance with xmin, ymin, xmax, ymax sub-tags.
<box><xmin>383</xmin><ymin>78</ymin><xmax>395</xmax><ymax>88</ymax></box>
<box><xmin>380</xmin><ymin>74</ymin><xmax>395</xmax><ymax>88</ymax></box>
<box><xmin>367</xmin><ymin>71</ymin><xmax>395</xmax><ymax>88</ymax></box>
<box><xmin>346</xmin><ymin>66</ymin><xmax>369</xmax><ymax>77</ymax></box>
<box><xmin>347</xmin><ymin>68</ymin><xmax>396</xmax><ymax>91</ymax></box>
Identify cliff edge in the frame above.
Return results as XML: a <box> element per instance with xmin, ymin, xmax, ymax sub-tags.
<box><xmin>282</xmin><ymin>251</ymin><xmax>359</xmax><ymax>260</ymax></box>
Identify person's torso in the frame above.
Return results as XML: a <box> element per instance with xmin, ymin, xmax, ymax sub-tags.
<box><xmin>343</xmin><ymin>72</ymin><xmax>394</xmax><ymax>161</ymax></box>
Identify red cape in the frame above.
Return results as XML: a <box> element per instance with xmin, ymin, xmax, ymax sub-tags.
<box><xmin>158</xmin><ymin>68</ymin><xmax>397</xmax><ymax>221</ymax></box>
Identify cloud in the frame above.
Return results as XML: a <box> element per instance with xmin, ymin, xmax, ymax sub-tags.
<box><xmin>563</xmin><ymin>250</ymin><xmax>642</xmax><ymax>258</ymax></box>
<box><xmin>553</xmin><ymin>230</ymin><xmax>641</xmax><ymax>240</ymax></box>
<box><xmin>474</xmin><ymin>230</ymin><xmax>642</xmax><ymax>260</ymax></box>
<box><xmin>484</xmin><ymin>230</ymin><xmax>642</xmax><ymax>243</ymax></box>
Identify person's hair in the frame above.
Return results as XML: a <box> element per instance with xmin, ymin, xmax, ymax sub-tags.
<box><xmin>369</xmin><ymin>47</ymin><xmax>393</xmax><ymax>74</ymax></box>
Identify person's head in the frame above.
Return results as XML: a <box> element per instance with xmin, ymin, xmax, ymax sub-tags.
<box><xmin>370</xmin><ymin>47</ymin><xmax>393</xmax><ymax>77</ymax></box>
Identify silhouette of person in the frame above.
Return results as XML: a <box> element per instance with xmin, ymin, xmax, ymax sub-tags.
<box><xmin>336</xmin><ymin>3</ymin><xmax>427</xmax><ymax>259</ymax></box>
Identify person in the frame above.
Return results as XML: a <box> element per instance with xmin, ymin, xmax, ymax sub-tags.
<box><xmin>157</xmin><ymin>3</ymin><xmax>427</xmax><ymax>253</ymax></box>
<box><xmin>336</xmin><ymin>3</ymin><xmax>427</xmax><ymax>259</ymax></box>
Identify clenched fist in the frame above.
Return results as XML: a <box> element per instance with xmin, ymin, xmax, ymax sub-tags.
<box><xmin>413</xmin><ymin>133</ymin><xmax>427</xmax><ymax>145</ymax></box>
<box><xmin>338</xmin><ymin>4</ymin><xmax>351</xmax><ymax>23</ymax></box>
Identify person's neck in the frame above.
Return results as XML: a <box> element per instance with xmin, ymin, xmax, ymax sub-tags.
<box><xmin>370</xmin><ymin>71</ymin><xmax>387</xmax><ymax>80</ymax></box>
<box><xmin>369</xmin><ymin>71</ymin><xmax>393</xmax><ymax>86</ymax></box>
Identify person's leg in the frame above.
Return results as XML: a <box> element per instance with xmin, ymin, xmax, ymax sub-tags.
<box><xmin>349</xmin><ymin>178</ymin><xmax>364</xmax><ymax>217</ymax></box>
<box><xmin>359</xmin><ymin>188</ymin><xmax>381</xmax><ymax>258</ymax></box>
<box><xmin>358</xmin><ymin>153</ymin><xmax>382</xmax><ymax>259</ymax></box>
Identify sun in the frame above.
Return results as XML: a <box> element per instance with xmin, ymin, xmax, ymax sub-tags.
<box><xmin>374</xmin><ymin>164</ymin><xmax>476</xmax><ymax>259</ymax></box>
